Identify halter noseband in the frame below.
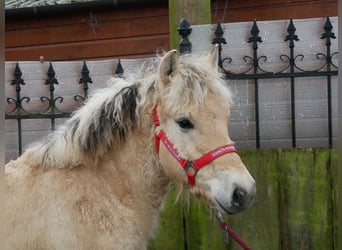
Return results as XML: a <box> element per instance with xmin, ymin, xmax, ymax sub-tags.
<box><xmin>153</xmin><ymin>104</ymin><xmax>237</xmax><ymax>186</ymax></box>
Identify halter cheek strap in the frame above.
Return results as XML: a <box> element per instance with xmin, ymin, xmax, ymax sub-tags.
<box><xmin>153</xmin><ymin>104</ymin><xmax>237</xmax><ymax>186</ymax></box>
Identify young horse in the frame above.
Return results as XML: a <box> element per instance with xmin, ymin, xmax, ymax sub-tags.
<box><xmin>4</xmin><ymin>47</ymin><xmax>256</xmax><ymax>250</ymax></box>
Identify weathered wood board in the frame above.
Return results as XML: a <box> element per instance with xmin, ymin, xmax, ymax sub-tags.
<box><xmin>148</xmin><ymin>149</ymin><xmax>337</xmax><ymax>250</ymax></box>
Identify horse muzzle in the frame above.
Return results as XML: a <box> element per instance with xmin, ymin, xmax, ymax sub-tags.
<box><xmin>215</xmin><ymin>186</ymin><xmax>256</xmax><ymax>214</ymax></box>
<box><xmin>206</xmin><ymin>171</ymin><xmax>256</xmax><ymax>214</ymax></box>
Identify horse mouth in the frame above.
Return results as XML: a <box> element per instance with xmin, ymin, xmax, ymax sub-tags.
<box><xmin>213</xmin><ymin>199</ymin><xmax>235</xmax><ymax>215</ymax></box>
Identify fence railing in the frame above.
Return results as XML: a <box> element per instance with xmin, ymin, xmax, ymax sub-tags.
<box><xmin>5</xmin><ymin>17</ymin><xmax>338</xmax><ymax>161</ymax></box>
<box><xmin>5</xmin><ymin>59</ymin><xmax>125</xmax><ymax>156</ymax></box>
<box><xmin>178</xmin><ymin>16</ymin><xmax>338</xmax><ymax>149</ymax></box>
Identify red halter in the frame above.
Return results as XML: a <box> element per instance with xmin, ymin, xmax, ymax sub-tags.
<box><xmin>153</xmin><ymin>104</ymin><xmax>237</xmax><ymax>186</ymax></box>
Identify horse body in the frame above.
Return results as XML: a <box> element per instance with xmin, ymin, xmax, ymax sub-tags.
<box><xmin>4</xmin><ymin>48</ymin><xmax>256</xmax><ymax>249</ymax></box>
<box><xmin>5</xmin><ymin>98</ymin><xmax>165</xmax><ymax>250</ymax></box>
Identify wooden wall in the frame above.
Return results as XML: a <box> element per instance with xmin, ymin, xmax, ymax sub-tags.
<box><xmin>5</xmin><ymin>3</ymin><xmax>170</xmax><ymax>61</ymax></box>
<box><xmin>211</xmin><ymin>0</ymin><xmax>338</xmax><ymax>23</ymax></box>
<box><xmin>5</xmin><ymin>0</ymin><xmax>337</xmax><ymax>61</ymax></box>
<box><xmin>148</xmin><ymin>149</ymin><xmax>338</xmax><ymax>250</ymax></box>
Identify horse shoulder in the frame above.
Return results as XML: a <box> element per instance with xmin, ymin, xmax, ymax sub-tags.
<box><xmin>5</xmin><ymin>158</ymin><xmax>151</xmax><ymax>249</ymax></box>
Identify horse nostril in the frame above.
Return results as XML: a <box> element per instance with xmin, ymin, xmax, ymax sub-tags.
<box><xmin>232</xmin><ymin>188</ymin><xmax>246</xmax><ymax>208</ymax></box>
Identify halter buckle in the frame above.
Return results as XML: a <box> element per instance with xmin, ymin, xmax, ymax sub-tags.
<box><xmin>184</xmin><ymin>161</ymin><xmax>198</xmax><ymax>187</ymax></box>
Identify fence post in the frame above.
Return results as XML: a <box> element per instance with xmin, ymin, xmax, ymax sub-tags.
<box><xmin>8</xmin><ymin>63</ymin><xmax>26</xmax><ymax>155</ymax></box>
<box><xmin>284</xmin><ymin>19</ymin><xmax>299</xmax><ymax>148</ymax></box>
<box><xmin>44</xmin><ymin>62</ymin><xmax>60</xmax><ymax>130</ymax></box>
<box><xmin>168</xmin><ymin>0</ymin><xmax>211</xmax><ymax>50</ymax></box>
<box><xmin>178</xmin><ymin>18</ymin><xmax>192</xmax><ymax>54</ymax></box>
<box><xmin>115</xmin><ymin>59</ymin><xmax>124</xmax><ymax>77</ymax></box>
<box><xmin>212</xmin><ymin>22</ymin><xmax>227</xmax><ymax>69</ymax></box>
<box><xmin>75</xmin><ymin>61</ymin><xmax>93</xmax><ymax>103</ymax></box>
<box><xmin>320</xmin><ymin>16</ymin><xmax>336</xmax><ymax>149</ymax></box>
<box><xmin>247</xmin><ymin>20</ymin><xmax>262</xmax><ymax>148</ymax></box>
<box><xmin>336</xmin><ymin>2</ymin><xmax>342</xmax><ymax>248</ymax></box>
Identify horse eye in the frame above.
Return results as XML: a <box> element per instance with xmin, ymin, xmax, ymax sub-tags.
<box><xmin>176</xmin><ymin>118</ymin><xmax>194</xmax><ymax>130</ymax></box>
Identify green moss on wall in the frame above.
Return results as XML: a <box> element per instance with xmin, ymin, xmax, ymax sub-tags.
<box><xmin>148</xmin><ymin>149</ymin><xmax>337</xmax><ymax>250</ymax></box>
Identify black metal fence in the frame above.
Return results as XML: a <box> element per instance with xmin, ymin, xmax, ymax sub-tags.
<box><xmin>5</xmin><ymin>17</ymin><xmax>338</xmax><ymax>157</ymax></box>
<box><xmin>5</xmin><ymin>60</ymin><xmax>124</xmax><ymax>155</ymax></box>
<box><xmin>178</xmin><ymin>16</ymin><xmax>338</xmax><ymax>148</ymax></box>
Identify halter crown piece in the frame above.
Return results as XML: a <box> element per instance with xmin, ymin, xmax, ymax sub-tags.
<box><xmin>153</xmin><ymin>104</ymin><xmax>237</xmax><ymax>187</ymax></box>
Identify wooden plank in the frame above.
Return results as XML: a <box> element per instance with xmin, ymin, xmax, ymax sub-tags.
<box><xmin>216</xmin><ymin>150</ymin><xmax>281</xmax><ymax>250</ymax></box>
<box><xmin>330</xmin><ymin>149</ymin><xmax>338</xmax><ymax>249</ymax></box>
<box><xmin>183</xmin><ymin>198</ymin><xmax>226</xmax><ymax>249</ymax></box>
<box><xmin>6</xmin><ymin>16</ymin><xmax>169</xmax><ymax>48</ymax></box>
<box><xmin>5</xmin><ymin>5</ymin><xmax>169</xmax><ymax>31</ymax></box>
<box><xmin>5</xmin><ymin>35</ymin><xmax>170</xmax><ymax>61</ymax></box>
<box><xmin>168</xmin><ymin>0</ymin><xmax>211</xmax><ymax>49</ymax></box>
<box><xmin>6</xmin><ymin>0</ymin><xmax>336</xmax><ymax>32</ymax></box>
<box><xmin>147</xmin><ymin>186</ymin><xmax>185</xmax><ymax>250</ymax></box>
<box><xmin>147</xmin><ymin>150</ymin><xmax>336</xmax><ymax>249</ymax></box>
<box><xmin>211</xmin><ymin>0</ymin><xmax>337</xmax><ymax>23</ymax></box>
<box><xmin>212</xmin><ymin>0</ymin><xmax>334</xmax><ymax>8</ymax></box>
<box><xmin>5</xmin><ymin>5</ymin><xmax>169</xmax><ymax>61</ymax></box>
<box><xmin>278</xmin><ymin>149</ymin><xmax>335</xmax><ymax>250</ymax></box>
<box><xmin>154</xmin><ymin>150</ymin><xmax>282</xmax><ymax>250</ymax></box>
<box><xmin>5</xmin><ymin>1</ymin><xmax>337</xmax><ymax>61</ymax></box>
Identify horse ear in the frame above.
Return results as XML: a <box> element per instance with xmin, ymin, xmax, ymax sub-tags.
<box><xmin>158</xmin><ymin>49</ymin><xmax>180</xmax><ymax>83</ymax></box>
<box><xmin>204</xmin><ymin>45</ymin><xmax>219</xmax><ymax>70</ymax></box>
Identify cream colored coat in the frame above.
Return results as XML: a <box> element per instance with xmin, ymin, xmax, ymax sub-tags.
<box><xmin>4</xmin><ymin>48</ymin><xmax>256</xmax><ymax>250</ymax></box>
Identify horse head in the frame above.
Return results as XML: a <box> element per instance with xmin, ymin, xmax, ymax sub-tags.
<box><xmin>154</xmin><ymin>47</ymin><xmax>256</xmax><ymax>214</ymax></box>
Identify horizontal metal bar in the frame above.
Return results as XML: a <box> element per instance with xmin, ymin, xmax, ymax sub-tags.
<box><xmin>5</xmin><ymin>113</ymin><xmax>71</xmax><ymax>120</ymax></box>
<box><xmin>225</xmin><ymin>70</ymin><xmax>338</xmax><ymax>80</ymax></box>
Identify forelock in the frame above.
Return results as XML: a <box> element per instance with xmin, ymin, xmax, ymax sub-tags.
<box><xmin>161</xmin><ymin>54</ymin><xmax>233</xmax><ymax>113</ymax></box>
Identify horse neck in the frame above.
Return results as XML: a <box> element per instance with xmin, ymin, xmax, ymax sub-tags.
<box><xmin>100</xmin><ymin>103</ymin><xmax>170</xmax><ymax>210</ymax></box>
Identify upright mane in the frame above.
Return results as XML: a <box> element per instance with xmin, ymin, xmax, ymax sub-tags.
<box><xmin>23</xmin><ymin>53</ymin><xmax>233</xmax><ymax>169</ymax></box>
<box><xmin>24</xmin><ymin>78</ymin><xmax>144</xmax><ymax>168</ymax></box>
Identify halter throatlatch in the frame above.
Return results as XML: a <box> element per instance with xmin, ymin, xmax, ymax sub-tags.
<box><xmin>153</xmin><ymin>104</ymin><xmax>237</xmax><ymax>186</ymax></box>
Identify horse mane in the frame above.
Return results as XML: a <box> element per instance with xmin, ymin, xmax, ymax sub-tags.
<box><xmin>23</xmin><ymin>77</ymin><xmax>153</xmax><ymax>168</ymax></box>
<box><xmin>22</xmin><ymin>53</ymin><xmax>233</xmax><ymax>169</ymax></box>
